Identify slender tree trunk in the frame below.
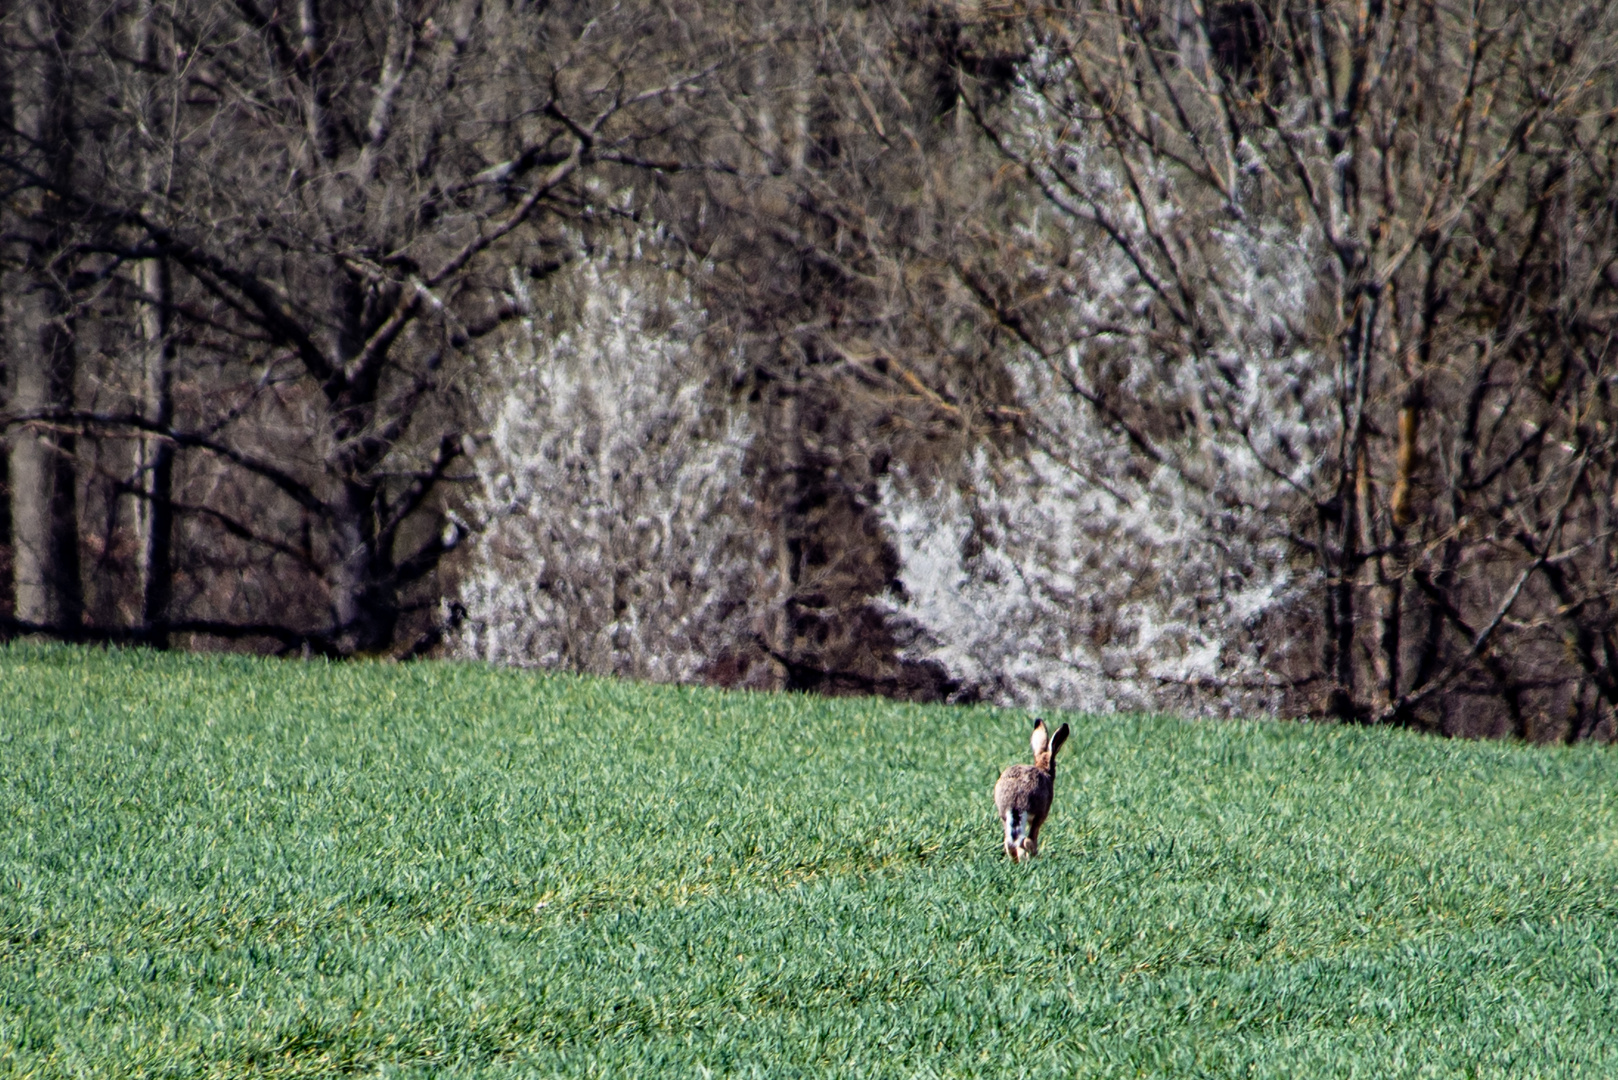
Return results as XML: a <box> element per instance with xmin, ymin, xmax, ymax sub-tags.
<box><xmin>1324</xmin><ymin>396</ymin><xmax>1363</xmax><ymax>718</ymax></box>
<box><xmin>0</xmin><ymin>20</ymin><xmax>15</xmax><ymax>620</ymax></box>
<box><xmin>6</xmin><ymin>0</ymin><xmax>80</xmax><ymax>634</ymax></box>
<box><xmin>1356</xmin><ymin>446</ymin><xmax>1398</xmax><ymax>715</ymax></box>
<box><xmin>0</xmin><ymin>439</ymin><xmax>10</xmax><ymax>624</ymax></box>
<box><xmin>1324</xmin><ymin>493</ymin><xmax>1358</xmax><ymax>718</ymax></box>
<box><xmin>136</xmin><ymin>255</ymin><xmax>174</xmax><ymax>641</ymax></box>
<box><xmin>1374</xmin><ymin>389</ymin><xmax>1422</xmax><ymax>720</ymax></box>
<box><xmin>133</xmin><ymin>0</ymin><xmax>173</xmax><ymax>643</ymax></box>
<box><xmin>7</xmin><ymin>302</ymin><xmax>80</xmax><ymax>632</ymax></box>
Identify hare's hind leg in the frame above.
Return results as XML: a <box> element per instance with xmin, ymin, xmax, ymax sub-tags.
<box><xmin>1002</xmin><ymin>809</ymin><xmax>1023</xmax><ymax>860</ymax></box>
<box><xmin>1016</xmin><ymin>820</ymin><xmax>1040</xmax><ymax>861</ymax></box>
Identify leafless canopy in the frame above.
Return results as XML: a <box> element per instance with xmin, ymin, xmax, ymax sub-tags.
<box><xmin>4</xmin><ymin>0</ymin><xmax>713</xmax><ymax>653</ymax></box>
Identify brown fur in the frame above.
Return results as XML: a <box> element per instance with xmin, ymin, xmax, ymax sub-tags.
<box><xmin>992</xmin><ymin>718</ymin><xmax>1071</xmax><ymax>861</ymax></box>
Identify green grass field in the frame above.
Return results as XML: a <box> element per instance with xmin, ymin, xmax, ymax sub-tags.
<box><xmin>1</xmin><ymin>645</ymin><xmax>1615</xmax><ymax>1078</ymax></box>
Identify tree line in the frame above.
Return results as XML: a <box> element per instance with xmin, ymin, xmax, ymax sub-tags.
<box><xmin>4</xmin><ymin>0</ymin><xmax>1615</xmax><ymax>740</ymax></box>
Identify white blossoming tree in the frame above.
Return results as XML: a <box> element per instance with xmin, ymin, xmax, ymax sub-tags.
<box><xmin>457</xmin><ymin>255</ymin><xmax>767</xmax><ymax>682</ymax></box>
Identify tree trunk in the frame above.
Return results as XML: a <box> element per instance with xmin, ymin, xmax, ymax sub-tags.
<box><xmin>135</xmin><ymin>255</ymin><xmax>174</xmax><ymax>642</ymax></box>
<box><xmin>0</xmin><ymin>12</ymin><xmax>14</xmax><ymax>619</ymax></box>
<box><xmin>329</xmin><ymin>480</ymin><xmax>394</xmax><ymax>654</ymax></box>
<box><xmin>133</xmin><ymin>0</ymin><xmax>173</xmax><ymax>643</ymax></box>
<box><xmin>5</xmin><ymin>0</ymin><xmax>80</xmax><ymax>633</ymax></box>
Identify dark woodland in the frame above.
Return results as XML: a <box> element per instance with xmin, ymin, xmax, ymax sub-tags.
<box><xmin>3</xmin><ymin>0</ymin><xmax>1615</xmax><ymax>741</ymax></box>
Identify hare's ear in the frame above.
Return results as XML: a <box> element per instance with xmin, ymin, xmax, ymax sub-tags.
<box><xmin>1030</xmin><ymin>718</ymin><xmax>1050</xmax><ymax>755</ymax></box>
<box><xmin>1049</xmin><ymin>722</ymin><xmax>1071</xmax><ymax>757</ymax></box>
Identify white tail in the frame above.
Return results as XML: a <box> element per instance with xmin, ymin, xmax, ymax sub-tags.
<box><xmin>1003</xmin><ymin>808</ymin><xmax>1035</xmax><ymax>862</ymax></box>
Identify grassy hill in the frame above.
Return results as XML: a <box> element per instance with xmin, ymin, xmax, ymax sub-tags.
<box><xmin>1</xmin><ymin>645</ymin><xmax>1615</xmax><ymax>1077</ymax></box>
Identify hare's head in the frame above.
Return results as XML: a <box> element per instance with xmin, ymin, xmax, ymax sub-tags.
<box><xmin>1030</xmin><ymin>718</ymin><xmax>1071</xmax><ymax>771</ymax></box>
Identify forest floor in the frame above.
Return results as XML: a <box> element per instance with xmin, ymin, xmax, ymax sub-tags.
<box><xmin>1</xmin><ymin>644</ymin><xmax>1615</xmax><ymax>1077</ymax></box>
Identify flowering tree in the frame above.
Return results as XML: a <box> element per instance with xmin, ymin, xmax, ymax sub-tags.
<box><xmin>457</xmin><ymin>256</ymin><xmax>766</xmax><ymax>681</ymax></box>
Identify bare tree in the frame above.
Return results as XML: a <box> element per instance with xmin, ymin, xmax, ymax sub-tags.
<box><xmin>458</xmin><ymin>252</ymin><xmax>766</xmax><ymax>681</ymax></box>
<box><xmin>3</xmin><ymin>0</ymin><xmax>715</xmax><ymax>653</ymax></box>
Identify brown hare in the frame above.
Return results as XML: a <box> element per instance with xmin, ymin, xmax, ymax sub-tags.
<box><xmin>993</xmin><ymin>718</ymin><xmax>1071</xmax><ymax>862</ymax></box>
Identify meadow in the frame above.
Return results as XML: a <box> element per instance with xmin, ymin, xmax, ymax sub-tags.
<box><xmin>0</xmin><ymin>644</ymin><xmax>1615</xmax><ymax>1078</ymax></box>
